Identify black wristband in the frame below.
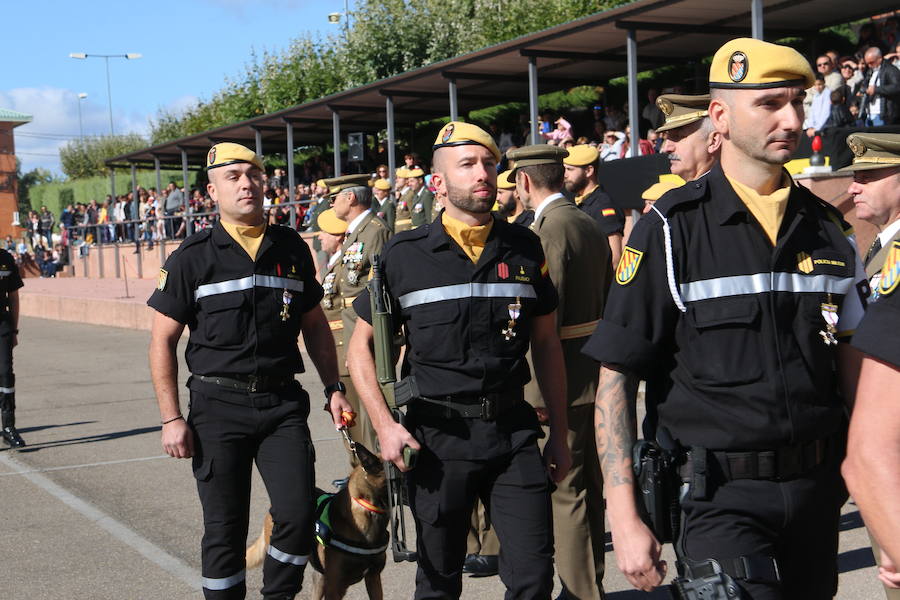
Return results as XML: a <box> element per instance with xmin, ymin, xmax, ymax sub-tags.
<box><xmin>161</xmin><ymin>414</ymin><xmax>184</xmax><ymax>425</ymax></box>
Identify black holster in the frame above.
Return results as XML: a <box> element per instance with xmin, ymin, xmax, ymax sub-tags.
<box><xmin>632</xmin><ymin>429</ymin><xmax>683</xmax><ymax>543</ymax></box>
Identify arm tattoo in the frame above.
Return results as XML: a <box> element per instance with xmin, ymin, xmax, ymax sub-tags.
<box><xmin>595</xmin><ymin>365</ymin><xmax>639</xmax><ymax>488</ymax></box>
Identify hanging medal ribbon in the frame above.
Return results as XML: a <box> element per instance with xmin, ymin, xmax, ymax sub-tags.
<box><xmin>281</xmin><ymin>290</ymin><xmax>293</xmax><ymax>321</ymax></box>
<box><xmin>818</xmin><ymin>296</ymin><xmax>839</xmax><ymax>346</ymax></box>
<box><xmin>502</xmin><ymin>297</ymin><xmax>522</xmax><ymax>341</ymax></box>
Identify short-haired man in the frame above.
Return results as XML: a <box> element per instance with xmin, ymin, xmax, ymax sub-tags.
<box><xmin>816</xmin><ymin>54</ymin><xmax>844</xmax><ymax>91</ymax></box>
<box><xmin>371</xmin><ymin>178</ymin><xmax>395</xmax><ymax>230</ymax></box>
<box><xmin>863</xmin><ymin>46</ymin><xmax>900</xmax><ymax>126</ymax></box>
<box><xmin>494</xmin><ymin>169</ymin><xmax>533</xmax><ymax>227</ymax></box>
<box><xmin>407</xmin><ymin>168</ymin><xmax>435</xmax><ymax>228</ymax></box>
<box><xmin>586</xmin><ymin>39</ymin><xmax>867</xmax><ymax>597</ymax></box>
<box><xmin>148</xmin><ymin>142</ymin><xmax>351</xmax><ymax>599</ymax></box>
<box><xmin>348</xmin><ymin>122</ymin><xmax>571</xmax><ymax>599</ymax></box>
<box><xmin>509</xmin><ymin>144</ymin><xmax>612</xmax><ymax>600</ymax></box>
<box><xmin>562</xmin><ymin>144</ymin><xmax>624</xmax><ymax>268</ymax></box>
<box><xmin>325</xmin><ymin>173</ymin><xmax>392</xmax><ymax>450</ymax></box>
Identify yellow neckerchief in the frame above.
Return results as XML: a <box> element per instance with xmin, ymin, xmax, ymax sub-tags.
<box><xmin>574</xmin><ymin>183</ymin><xmax>598</xmax><ymax>206</ymax></box>
<box><xmin>221</xmin><ymin>221</ymin><xmax>267</xmax><ymax>261</ymax></box>
<box><xmin>726</xmin><ymin>173</ymin><xmax>792</xmax><ymax>246</ymax></box>
<box><xmin>442</xmin><ymin>212</ymin><xmax>493</xmax><ymax>263</ymax></box>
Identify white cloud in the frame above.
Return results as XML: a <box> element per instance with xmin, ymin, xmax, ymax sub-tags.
<box><xmin>0</xmin><ymin>86</ymin><xmax>151</xmax><ymax>176</ymax></box>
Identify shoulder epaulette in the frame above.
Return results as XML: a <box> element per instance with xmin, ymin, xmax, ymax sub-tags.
<box><xmin>177</xmin><ymin>228</ymin><xmax>213</xmax><ymax>251</ymax></box>
<box><xmin>809</xmin><ymin>194</ymin><xmax>854</xmax><ymax>237</ymax></box>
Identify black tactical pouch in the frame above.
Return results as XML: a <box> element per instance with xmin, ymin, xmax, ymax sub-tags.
<box><xmin>393</xmin><ymin>376</ymin><xmax>420</xmax><ymax>408</ymax></box>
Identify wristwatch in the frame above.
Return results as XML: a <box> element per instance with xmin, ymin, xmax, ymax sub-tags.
<box><xmin>323</xmin><ymin>381</ymin><xmax>347</xmax><ymax>409</ymax></box>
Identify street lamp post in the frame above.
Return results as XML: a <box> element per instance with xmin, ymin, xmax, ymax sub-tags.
<box><xmin>327</xmin><ymin>0</ymin><xmax>350</xmax><ymax>36</ymax></box>
<box><xmin>69</xmin><ymin>52</ymin><xmax>142</xmax><ymax>135</ymax></box>
<box><xmin>77</xmin><ymin>93</ymin><xmax>87</xmax><ymax>140</ymax></box>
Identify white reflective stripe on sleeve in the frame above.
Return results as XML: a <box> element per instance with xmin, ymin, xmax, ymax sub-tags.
<box><xmin>837</xmin><ymin>240</ymin><xmax>868</xmax><ymax>334</ymax></box>
<box><xmin>202</xmin><ymin>569</ymin><xmax>246</xmax><ymax>590</ymax></box>
<box><xmin>0</xmin><ymin>387</ymin><xmax>14</xmax><ymax>394</ymax></box>
<box><xmin>194</xmin><ymin>275</ymin><xmax>304</xmax><ymax>300</ymax></box>
<box><xmin>267</xmin><ymin>545</ymin><xmax>309</xmax><ymax>566</ymax></box>
<box><xmin>680</xmin><ymin>272</ymin><xmax>855</xmax><ymax>303</ymax></box>
<box><xmin>398</xmin><ymin>282</ymin><xmax>536</xmax><ymax>309</ymax></box>
<box><xmin>0</xmin><ymin>270</ymin><xmax>10</xmax><ymax>277</ymax></box>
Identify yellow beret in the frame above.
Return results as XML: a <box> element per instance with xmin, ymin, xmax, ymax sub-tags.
<box><xmin>563</xmin><ymin>144</ymin><xmax>599</xmax><ymax>167</ymax></box>
<box><xmin>433</xmin><ymin>121</ymin><xmax>501</xmax><ymax>162</ymax></box>
<box><xmin>395</xmin><ymin>167</ymin><xmax>409</xmax><ymax>178</ymax></box>
<box><xmin>316</xmin><ymin>208</ymin><xmax>348</xmax><ymax>235</ymax></box>
<box><xmin>656</xmin><ymin>94</ymin><xmax>710</xmax><ymax>133</ymax></box>
<box><xmin>315</xmin><ymin>179</ymin><xmax>327</xmax><ymax>189</ymax></box>
<box><xmin>373</xmin><ymin>178</ymin><xmax>391</xmax><ymax>190</ymax></box>
<box><xmin>407</xmin><ymin>168</ymin><xmax>425</xmax><ymax>178</ymax></box>
<box><xmin>206</xmin><ymin>142</ymin><xmax>264</xmax><ymax>171</ymax></box>
<box><xmin>839</xmin><ymin>133</ymin><xmax>900</xmax><ymax>172</ymax></box>
<box><xmin>709</xmin><ymin>38</ymin><xmax>814</xmax><ymax>90</ymax></box>
<box><xmin>497</xmin><ymin>170</ymin><xmax>516</xmax><ymax>190</ymax></box>
<box><xmin>642</xmin><ymin>181</ymin><xmax>682</xmax><ymax>202</ymax></box>
<box><xmin>322</xmin><ymin>173</ymin><xmax>372</xmax><ymax>197</ymax></box>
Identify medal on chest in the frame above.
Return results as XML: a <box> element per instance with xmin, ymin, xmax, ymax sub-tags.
<box><xmin>322</xmin><ymin>272</ymin><xmax>337</xmax><ymax>309</ymax></box>
<box><xmin>818</xmin><ymin>294</ymin><xmax>839</xmax><ymax>346</ymax></box>
<box><xmin>276</xmin><ymin>264</ymin><xmax>293</xmax><ymax>321</ymax></box>
<box><xmin>501</xmin><ymin>297</ymin><xmax>522</xmax><ymax>341</ymax></box>
<box><xmin>343</xmin><ymin>241</ymin><xmax>365</xmax><ymax>285</ymax></box>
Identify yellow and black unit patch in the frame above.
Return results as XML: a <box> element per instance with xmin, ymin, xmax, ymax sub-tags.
<box><xmin>879</xmin><ymin>240</ymin><xmax>900</xmax><ymax>297</ymax></box>
<box><xmin>616</xmin><ymin>247</ymin><xmax>644</xmax><ymax>285</ymax></box>
<box><xmin>796</xmin><ymin>251</ymin><xmax>813</xmax><ymax>274</ymax></box>
<box><xmin>157</xmin><ymin>268</ymin><xmax>169</xmax><ymax>291</ymax></box>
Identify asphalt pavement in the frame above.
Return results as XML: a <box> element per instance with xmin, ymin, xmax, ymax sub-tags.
<box><xmin>0</xmin><ymin>316</ymin><xmax>884</xmax><ymax>599</ymax></box>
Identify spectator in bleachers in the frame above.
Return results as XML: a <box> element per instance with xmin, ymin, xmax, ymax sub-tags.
<box><xmin>38</xmin><ymin>206</ymin><xmax>54</xmax><ymax>247</ymax></box>
<box><xmin>816</xmin><ymin>55</ymin><xmax>844</xmax><ymax>92</ymax></box>
<box><xmin>641</xmin><ymin>87</ymin><xmax>665</xmax><ymax>129</ymax></box>
<box><xmin>824</xmin><ymin>89</ymin><xmax>855</xmax><ymax>130</ymax></box>
<box><xmin>805</xmin><ymin>76</ymin><xmax>832</xmax><ymax>136</ymax></box>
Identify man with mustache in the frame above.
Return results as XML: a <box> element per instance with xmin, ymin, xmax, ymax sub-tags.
<box><xmin>348</xmin><ymin>122</ymin><xmax>571</xmax><ymax>599</ymax></box>
<box><xmin>657</xmin><ymin>94</ymin><xmax>718</xmax><ymax>183</ymax></box>
<box><xmin>585</xmin><ymin>39</ymin><xmax>868</xmax><ymax>599</ymax></box>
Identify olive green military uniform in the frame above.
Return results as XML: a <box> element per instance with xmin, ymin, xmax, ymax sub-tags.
<box><xmin>336</xmin><ymin>211</ymin><xmax>391</xmax><ymax>449</ymax></box>
<box><xmin>410</xmin><ymin>187</ymin><xmax>435</xmax><ymax>228</ymax></box>
<box><xmin>839</xmin><ymin>132</ymin><xmax>900</xmax><ymax>600</ymax></box>
<box><xmin>376</xmin><ymin>198</ymin><xmax>397</xmax><ymax>232</ymax></box>
<box><xmin>511</xmin><ymin>145</ymin><xmax>613</xmax><ymax>600</ymax></box>
<box><xmin>394</xmin><ymin>189</ymin><xmax>414</xmax><ymax>233</ymax></box>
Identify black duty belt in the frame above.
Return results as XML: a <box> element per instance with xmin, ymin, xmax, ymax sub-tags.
<box><xmin>685</xmin><ymin>435</ymin><xmax>837</xmax><ymax>482</ymax></box>
<box><xmin>196</xmin><ymin>374</ymin><xmax>295</xmax><ymax>393</ymax></box>
<box><xmin>413</xmin><ymin>390</ymin><xmax>523</xmax><ymax>421</ymax></box>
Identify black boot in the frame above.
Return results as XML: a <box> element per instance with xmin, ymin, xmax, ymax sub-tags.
<box><xmin>1</xmin><ymin>403</ymin><xmax>25</xmax><ymax>449</ymax></box>
<box><xmin>1</xmin><ymin>425</ymin><xmax>25</xmax><ymax>448</ymax></box>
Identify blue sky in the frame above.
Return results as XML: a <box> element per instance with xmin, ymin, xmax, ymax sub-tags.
<box><xmin>1</xmin><ymin>0</ymin><xmax>350</xmax><ymax>174</ymax></box>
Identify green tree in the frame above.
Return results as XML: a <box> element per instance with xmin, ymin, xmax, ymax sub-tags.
<box><xmin>59</xmin><ymin>134</ymin><xmax>149</xmax><ymax>180</ymax></box>
<box><xmin>16</xmin><ymin>161</ymin><xmax>56</xmax><ymax>215</ymax></box>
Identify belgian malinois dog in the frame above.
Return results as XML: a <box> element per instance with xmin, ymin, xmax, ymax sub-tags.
<box><xmin>246</xmin><ymin>442</ymin><xmax>389</xmax><ymax>600</ymax></box>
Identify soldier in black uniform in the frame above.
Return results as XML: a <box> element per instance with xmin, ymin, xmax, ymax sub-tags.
<box><xmin>0</xmin><ymin>248</ymin><xmax>24</xmax><ymax>449</ymax></box>
<box><xmin>347</xmin><ymin>121</ymin><xmax>571</xmax><ymax>600</ymax></box>
<box><xmin>148</xmin><ymin>142</ymin><xmax>352</xmax><ymax>600</ymax></box>
<box><xmin>585</xmin><ymin>39</ymin><xmax>868</xmax><ymax>599</ymax></box>
<box><xmin>563</xmin><ymin>144</ymin><xmax>625</xmax><ymax>268</ymax></box>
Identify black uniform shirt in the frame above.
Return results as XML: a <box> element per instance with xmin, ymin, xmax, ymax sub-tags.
<box><xmin>513</xmin><ymin>209</ymin><xmax>535</xmax><ymax>228</ymax></box>
<box><xmin>583</xmin><ymin>165</ymin><xmax>867</xmax><ymax>450</ymax></box>
<box><xmin>853</xmin><ymin>240</ymin><xmax>900</xmax><ymax>367</ymax></box>
<box><xmin>0</xmin><ymin>249</ymin><xmax>24</xmax><ymax>317</ymax></box>
<box><xmin>579</xmin><ymin>185</ymin><xmax>625</xmax><ymax>236</ymax></box>
<box><xmin>148</xmin><ymin>222</ymin><xmax>323</xmax><ymax>377</ymax></box>
<box><xmin>354</xmin><ymin>214</ymin><xmax>558</xmax><ymax>397</ymax></box>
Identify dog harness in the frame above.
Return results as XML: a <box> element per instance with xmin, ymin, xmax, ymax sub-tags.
<box><xmin>314</xmin><ymin>492</ymin><xmax>390</xmax><ymax>556</ymax></box>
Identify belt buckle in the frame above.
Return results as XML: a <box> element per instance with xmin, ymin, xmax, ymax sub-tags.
<box><xmin>480</xmin><ymin>396</ymin><xmax>497</xmax><ymax>421</ymax></box>
<box><xmin>248</xmin><ymin>375</ymin><xmax>259</xmax><ymax>393</ymax></box>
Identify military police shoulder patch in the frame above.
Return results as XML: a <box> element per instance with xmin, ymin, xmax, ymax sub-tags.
<box><xmin>878</xmin><ymin>240</ymin><xmax>900</xmax><ymax>297</ymax></box>
<box><xmin>616</xmin><ymin>246</ymin><xmax>644</xmax><ymax>285</ymax></box>
<box><xmin>157</xmin><ymin>268</ymin><xmax>168</xmax><ymax>291</ymax></box>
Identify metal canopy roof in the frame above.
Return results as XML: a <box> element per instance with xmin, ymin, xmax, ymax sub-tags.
<box><xmin>109</xmin><ymin>0</ymin><xmax>897</xmax><ymax>170</ymax></box>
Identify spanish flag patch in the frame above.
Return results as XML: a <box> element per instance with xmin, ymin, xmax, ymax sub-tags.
<box><xmin>601</xmin><ymin>208</ymin><xmax>616</xmax><ymax>217</ymax></box>
<box><xmin>540</xmin><ymin>260</ymin><xmax>549</xmax><ymax>277</ymax></box>
<box><xmin>616</xmin><ymin>247</ymin><xmax>643</xmax><ymax>285</ymax></box>
<box><xmin>879</xmin><ymin>240</ymin><xmax>900</xmax><ymax>297</ymax></box>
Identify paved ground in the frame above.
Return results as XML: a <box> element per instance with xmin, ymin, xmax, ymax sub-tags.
<box><xmin>1</xmin><ymin>317</ymin><xmax>885</xmax><ymax>599</ymax></box>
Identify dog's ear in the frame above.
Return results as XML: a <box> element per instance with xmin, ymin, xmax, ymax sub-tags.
<box><xmin>353</xmin><ymin>442</ymin><xmax>384</xmax><ymax>475</ymax></box>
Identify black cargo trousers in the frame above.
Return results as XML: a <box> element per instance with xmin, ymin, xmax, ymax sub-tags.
<box><xmin>188</xmin><ymin>381</ymin><xmax>316</xmax><ymax>600</ymax></box>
